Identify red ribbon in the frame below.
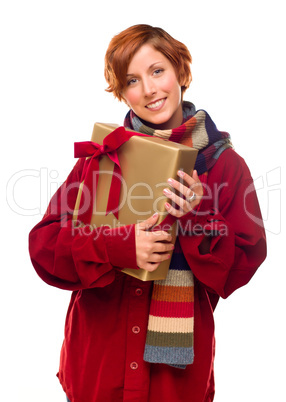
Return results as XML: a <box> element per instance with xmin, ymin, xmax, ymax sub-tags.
<box><xmin>74</xmin><ymin>126</ymin><xmax>178</xmax><ymax>233</ymax></box>
<box><xmin>74</xmin><ymin>126</ymin><xmax>148</xmax><ymax>223</ymax></box>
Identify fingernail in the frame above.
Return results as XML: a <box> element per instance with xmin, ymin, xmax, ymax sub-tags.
<box><xmin>153</xmin><ymin>212</ymin><xmax>158</xmax><ymax>217</ymax></box>
<box><xmin>167</xmin><ymin>178</ymin><xmax>174</xmax><ymax>185</ymax></box>
<box><xmin>178</xmin><ymin>170</ymin><xmax>185</xmax><ymax>178</ymax></box>
<box><xmin>165</xmin><ymin>202</ymin><xmax>171</xmax><ymax>209</ymax></box>
<box><xmin>163</xmin><ymin>188</ymin><xmax>171</xmax><ymax>195</ymax></box>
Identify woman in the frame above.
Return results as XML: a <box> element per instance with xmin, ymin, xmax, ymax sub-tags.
<box><xmin>29</xmin><ymin>25</ymin><xmax>267</xmax><ymax>402</ymax></box>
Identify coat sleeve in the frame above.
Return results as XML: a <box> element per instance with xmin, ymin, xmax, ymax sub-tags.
<box><xmin>28</xmin><ymin>159</ymin><xmax>138</xmax><ymax>291</ymax></box>
<box><xmin>178</xmin><ymin>149</ymin><xmax>267</xmax><ymax>299</ymax></box>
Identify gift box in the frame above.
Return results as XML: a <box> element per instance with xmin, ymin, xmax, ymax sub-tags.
<box><xmin>73</xmin><ymin>123</ymin><xmax>198</xmax><ymax>281</ymax></box>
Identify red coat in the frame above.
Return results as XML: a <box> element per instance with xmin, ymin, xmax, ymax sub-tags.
<box><xmin>29</xmin><ymin>148</ymin><xmax>266</xmax><ymax>402</ymax></box>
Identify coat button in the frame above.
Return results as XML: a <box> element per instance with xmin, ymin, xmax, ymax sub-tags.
<box><xmin>132</xmin><ymin>326</ymin><xmax>140</xmax><ymax>334</ymax></box>
<box><xmin>135</xmin><ymin>288</ymin><xmax>143</xmax><ymax>296</ymax></box>
<box><xmin>130</xmin><ymin>362</ymin><xmax>138</xmax><ymax>370</ymax></box>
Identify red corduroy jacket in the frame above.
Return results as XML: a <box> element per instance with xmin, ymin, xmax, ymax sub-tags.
<box><xmin>29</xmin><ymin>148</ymin><xmax>266</xmax><ymax>402</ymax></box>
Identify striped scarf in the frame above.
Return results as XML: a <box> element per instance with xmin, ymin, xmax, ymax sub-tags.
<box><xmin>124</xmin><ymin>101</ymin><xmax>232</xmax><ymax>368</ymax></box>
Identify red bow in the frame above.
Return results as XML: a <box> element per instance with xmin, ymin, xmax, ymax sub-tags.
<box><xmin>74</xmin><ymin>126</ymin><xmax>177</xmax><ymax>231</ymax></box>
<box><xmin>74</xmin><ymin>126</ymin><xmax>147</xmax><ymax>223</ymax></box>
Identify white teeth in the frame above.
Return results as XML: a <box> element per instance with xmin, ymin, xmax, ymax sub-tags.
<box><xmin>146</xmin><ymin>99</ymin><xmax>164</xmax><ymax>109</ymax></box>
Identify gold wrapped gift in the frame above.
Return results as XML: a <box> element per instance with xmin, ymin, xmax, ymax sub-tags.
<box><xmin>73</xmin><ymin>123</ymin><xmax>198</xmax><ymax>281</ymax></box>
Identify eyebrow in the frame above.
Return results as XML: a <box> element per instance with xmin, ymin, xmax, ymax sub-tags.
<box><xmin>126</xmin><ymin>62</ymin><xmax>163</xmax><ymax>77</ymax></box>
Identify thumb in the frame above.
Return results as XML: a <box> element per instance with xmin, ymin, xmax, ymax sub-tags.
<box><xmin>192</xmin><ymin>169</ymin><xmax>199</xmax><ymax>181</ymax></box>
<box><xmin>139</xmin><ymin>212</ymin><xmax>159</xmax><ymax>230</ymax></box>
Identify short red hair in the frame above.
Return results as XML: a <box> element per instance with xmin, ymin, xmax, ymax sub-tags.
<box><xmin>104</xmin><ymin>24</ymin><xmax>192</xmax><ymax>102</ymax></box>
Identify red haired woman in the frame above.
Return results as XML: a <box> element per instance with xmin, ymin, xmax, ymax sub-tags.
<box><xmin>29</xmin><ymin>25</ymin><xmax>266</xmax><ymax>401</ymax></box>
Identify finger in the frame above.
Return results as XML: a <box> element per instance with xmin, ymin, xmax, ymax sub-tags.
<box><xmin>142</xmin><ymin>262</ymin><xmax>160</xmax><ymax>272</ymax></box>
<box><xmin>165</xmin><ymin>202</ymin><xmax>184</xmax><ymax>218</ymax></box>
<box><xmin>167</xmin><ymin>178</ymin><xmax>189</xmax><ymax>197</ymax></box>
<box><xmin>168</xmin><ymin>171</ymin><xmax>201</xmax><ymax>198</ymax></box>
<box><xmin>136</xmin><ymin>230</ymin><xmax>172</xmax><ymax>250</ymax></box>
<box><xmin>138</xmin><ymin>212</ymin><xmax>159</xmax><ymax>230</ymax></box>
<box><xmin>192</xmin><ymin>169</ymin><xmax>199</xmax><ymax>181</ymax></box>
<box><xmin>152</xmin><ymin>242</ymin><xmax>175</xmax><ymax>253</ymax></box>
<box><xmin>140</xmin><ymin>231</ymin><xmax>172</xmax><ymax>243</ymax></box>
<box><xmin>149</xmin><ymin>249</ymin><xmax>173</xmax><ymax>263</ymax></box>
<box><xmin>151</xmin><ymin>231</ymin><xmax>173</xmax><ymax>242</ymax></box>
<box><xmin>178</xmin><ymin>169</ymin><xmax>199</xmax><ymax>186</ymax></box>
<box><xmin>163</xmin><ymin>188</ymin><xmax>193</xmax><ymax>210</ymax></box>
<box><xmin>167</xmin><ymin>178</ymin><xmax>194</xmax><ymax>200</ymax></box>
<box><xmin>178</xmin><ymin>169</ymin><xmax>201</xmax><ymax>190</ymax></box>
<box><xmin>149</xmin><ymin>252</ymin><xmax>171</xmax><ymax>263</ymax></box>
<box><xmin>140</xmin><ymin>249</ymin><xmax>171</xmax><ymax>270</ymax></box>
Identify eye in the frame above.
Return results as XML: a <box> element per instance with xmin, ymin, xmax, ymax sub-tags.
<box><xmin>153</xmin><ymin>68</ymin><xmax>164</xmax><ymax>76</ymax></box>
<box><xmin>127</xmin><ymin>78</ymin><xmax>138</xmax><ymax>86</ymax></box>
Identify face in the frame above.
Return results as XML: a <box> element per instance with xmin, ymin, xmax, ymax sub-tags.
<box><xmin>122</xmin><ymin>43</ymin><xmax>183</xmax><ymax>130</ymax></box>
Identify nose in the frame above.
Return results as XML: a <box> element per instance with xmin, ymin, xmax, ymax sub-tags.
<box><xmin>142</xmin><ymin>77</ymin><xmax>156</xmax><ymax>97</ymax></box>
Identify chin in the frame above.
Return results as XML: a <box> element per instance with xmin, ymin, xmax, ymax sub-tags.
<box><xmin>145</xmin><ymin>113</ymin><xmax>172</xmax><ymax>127</ymax></box>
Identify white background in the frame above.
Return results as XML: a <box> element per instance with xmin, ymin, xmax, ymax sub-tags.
<box><xmin>1</xmin><ymin>0</ymin><xmax>285</xmax><ymax>401</ymax></box>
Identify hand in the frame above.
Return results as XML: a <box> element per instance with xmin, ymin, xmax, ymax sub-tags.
<box><xmin>163</xmin><ymin>169</ymin><xmax>203</xmax><ymax>218</ymax></box>
<box><xmin>135</xmin><ymin>213</ymin><xmax>173</xmax><ymax>272</ymax></box>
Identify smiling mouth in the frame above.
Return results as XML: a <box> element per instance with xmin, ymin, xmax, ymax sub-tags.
<box><xmin>146</xmin><ymin>98</ymin><xmax>166</xmax><ymax>110</ymax></box>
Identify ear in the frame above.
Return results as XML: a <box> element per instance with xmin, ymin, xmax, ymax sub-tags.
<box><xmin>181</xmin><ymin>86</ymin><xmax>185</xmax><ymax>100</ymax></box>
